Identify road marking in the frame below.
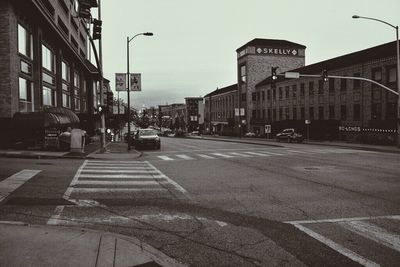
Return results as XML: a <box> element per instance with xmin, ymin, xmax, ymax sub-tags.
<box><xmin>339</xmin><ymin>220</ymin><xmax>400</xmax><ymax>252</ymax></box>
<box><xmin>285</xmin><ymin>215</ymin><xmax>400</xmax><ymax>225</ymax></box>
<box><xmin>47</xmin><ymin>205</ymin><xmax>65</xmax><ymax>225</ymax></box>
<box><xmin>258</xmin><ymin>151</ymin><xmax>285</xmax><ymax>156</ymax></box>
<box><xmin>79</xmin><ymin>174</ymin><xmax>164</xmax><ymax>179</ymax></box>
<box><xmin>158</xmin><ymin>155</ymin><xmax>174</xmax><ymax>161</ymax></box>
<box><xmin>293</xmin><ymin>224</ymin><xmax>380</xmax><ymax>267</ymax></box>
<box><xmin>83</xmin><ymin>166</ymin><xmax>153</xmax><ymax>170</ymax></box>
<box><xmin>175</xmin><ymin>154</ymin><xmax>194</xmax><ymax>160</ymax></box>
<box><xmin>72</xmin><ymin>188</ymin><xmax>167</xmax><ymax>193</ymax></box>
<box><xmin>229</xmin><ymin>152</ymin><xmax>253</xmax><ymax>157</ymax></box>
<box><xmin>211</xmin><ymin>153</ymin><xmax>234</xmax><ymax>158</ymax></box>
<box><xmin>81</xmin><ymin>169</ymin><xmax>159</xmax><ymax>174</ymax></box>
<box><xmin>0</xmin><ymin>169</ymin><xmax>41</xmax><ymax>202</ymax></box>
<box><xmin>285</xmin><ymin>150</ymin><xmax>308</xmax><ymax>154</ymax></box>
<box><xmin>76</xmin><ymin>180</ymin><xmax>159</xmax><ymax>185</ymax></box>
<box><xmin>197</xmin><ymin>154</ymin><xmax>215</xmax><ymax>159</ymax></box>
<box><xmin>244</xmin><ymin>151</ymin><xmax>271</xmax><ymax>156</ymax></box>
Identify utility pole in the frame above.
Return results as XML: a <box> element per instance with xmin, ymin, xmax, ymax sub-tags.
<box><xmin>98</xmin><ymin>0</ymin><xmax>106</xmax><ymax>152</ymax></box>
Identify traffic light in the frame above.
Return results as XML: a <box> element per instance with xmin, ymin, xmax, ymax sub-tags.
<box><xmin>106</xmin><ymin>91</ymin><xmax>113</xmax><ymax>107</ymax></box>
<box><xmin>322</xmin><ymin>69</ymin><xmax>328</xmax><ymax>82</ymax></box>
<box><xmin>271</xmin><ymin>66</ymin><xmax>278</xmax><ymax>88</ymax></box>
<box><xmin>78</xmin><ymin>0</ymin><xmax>92</xmax><ymax>19</ymax></box>
<box><xmin>92</xmin><ymin>19</ymin><xmax>102</xmax><ymax>40</ymax></box>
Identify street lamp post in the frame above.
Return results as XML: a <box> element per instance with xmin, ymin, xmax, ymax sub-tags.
<box><xmin>352</xmin><ymin>15</ymin><xmax>400</xmax><ymax>147</ymax></box>
<box><xmin>126</xmin><ymin>32</ymin><xmax>153</xmax><ymax>150</ymax></box>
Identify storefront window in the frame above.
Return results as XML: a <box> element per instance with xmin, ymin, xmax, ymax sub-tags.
<box><xmin>43</xmin><ymin>86</ymin><xmax>56</xmax><ymax>106</ymax></box>
<box><xmin>19</xmin><ymin>77</ymin><xmax>34</xmax><ymax>112</ymax></box>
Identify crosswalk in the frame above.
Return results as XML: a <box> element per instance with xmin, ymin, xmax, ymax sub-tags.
<box><xmin>153</xmin><ymin>148</ymin><xmax>371</xmax><ymax>162</ymax></box>
<box><xmin>66</xmin><ymin>160</ymin><xmax>188</xmax><ymax>199</ymax></box>
<box><xmin>286</xmin><ymin>215</ymin><xmax>400</xmax><ymax>266</ymax></box>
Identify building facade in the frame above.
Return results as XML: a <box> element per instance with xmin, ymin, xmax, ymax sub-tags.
<box><xmin>0</xmin><ymin>0</ymin><xmax>100</xmax><ymax>137</ymax></box>
<box><xmin>236</xmin><ymin>39</ymin><xmax>306</xmax><ymax>133</ymax></box>
<box><xmin>185</xmin><ymin>97</ymin><xmax>204</xmax><ymax>132</ymax></box>
<box><xmin>204</xmin><ymin>84</ymin><xmax>237</xmax><ymax>135</ymax></box>
<box><xmin>254</xmin><ymin>41</ymin><xmax>398</xmax><ymax>143</ymax></box>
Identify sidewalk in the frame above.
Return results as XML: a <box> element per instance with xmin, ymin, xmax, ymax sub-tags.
<box><xmin>0</xmin><ymin>221</ymin><xmax>185</xmax><ymax>267</ymax></box>
<box><xmin>191</xmin><ymin>135</ymin><xmax>400</xmax><ymax>154</ymax></box>
<box><xmin>0</xmin><ymin>141</ymin><xmax>141</xmax><ymax>160</ymax></box>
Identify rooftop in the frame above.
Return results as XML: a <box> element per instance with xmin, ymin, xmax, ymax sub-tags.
<box><xmin>204</xmin><ymin>84</ymin><xmax>237</xmax><ymax>98</ymax></box>
<box><xmin>256</xmin><ymin>41</ymin><xmax>398</xmax><ymax>87</ymax></box>
<box><xmin>236</xmin><ymin>38</ymin><xmax>306</xmax><ymax>52</ymax></box>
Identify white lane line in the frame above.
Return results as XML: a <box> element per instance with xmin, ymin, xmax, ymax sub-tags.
<box><xmin>211</xmin><ymin>153</ymin><xmax>234</xmax><ymax>158</ymax></box>
<box><xmin>285</xmin><ymin>215</ymin><xmax>400</xmax><ymax>225</ymax></box>
<box><xmin>81</xmin><ymin>169</ymin><xmax>159</xmax><ymax>174</ymax></box>
<box><xmin>293</xmin><ymin>224</ymin><xmax>380</xmax><ymax>267</ymax></box>
<box><xmin>244</xmin><ymin>151</ymin><xmax>271</xmax><ymax>156</ymax></box>
<box><xmin>0</xmin><ymin>169</ymin><xmax>41</xmax><ymax>202</ymax></box>
<box><xmin>145</xmin><ymin>161</ymin><xmax>189</xmax><ymax>197</ymax></box>
<box><xmin>197</xmin><ymin>154</ymin><xmax>215</xmax><ymax>159</ymax></box>
<box><xmin>229</xmin><ymin>152</ymin><xmax>253</xmax><ymax>157</ymax></box>
<box><xmin>83</xmin><ymin>167</ymin><xmax>153</xmax><ymax>170</ymax></box>
<box><xmin>158</xmin><ymin>155</ymin><xmax>174</xmax><ymax>161</ymax></box>
<box><xmin>258</xmin><ymin>151</ymin><xmax>285</xmax><ymax>156</ymax></box>
<box><xmin>79</xmin><ymin>174</ymin><xmax>164</xmax><ymax>179</ymax></box>
<box><xmin>72</xmin><ymin>188</ymin><xmax>167</xmax><ymax>193</ymax></box>
<box><xmin>175</xmin><ymin>154</ymin><xmax>194</xmax><ymax>160</ymax></box>
<box><xmin>87</xmin><ymin>160</ymin><xmax>145</xmax><ymax>164</ymax></box>
<box><xmin>76</xmin><ymin>180</ymin><xmax>159</xmax><ymax>185</ymax></box>
<box><xmin>285</xmin><ymin>150</ymin><xmax>308</xmax><ymax>154</ymax></box>
<box><xmin>339</xmin><ymin>220</ymin><xmax>400</xmax><ymax>252</ymax></box>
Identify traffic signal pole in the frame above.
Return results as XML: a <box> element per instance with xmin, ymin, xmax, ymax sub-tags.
<box><xmin>98</xmin><ymin>0</ymin><xmax>106</xmax><ymax>152</ymax></box>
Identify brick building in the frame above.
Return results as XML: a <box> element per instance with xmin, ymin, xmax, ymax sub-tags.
<box><xmin>185</xmin><ymin>97</ymin><xmax>204</xmax><ymax>132</ymax></box>
<box><xmin>255</xmin><ymin>41</ymin><xmax>398</xmax><ymax>143</ymax></box>
<box><xmin>0</xmin><ymin>0</ymin><xmax>101</xmax><ymax>145</ymax></box>
<box><xmin>204</xmin><ymin>84</ymin><xmax>237</xmax><ymax>135</ymax></box>
<box><xmin>236</xmin><ymin>39</ymin><xmax>306</xmax><ymax>133</ymax></box>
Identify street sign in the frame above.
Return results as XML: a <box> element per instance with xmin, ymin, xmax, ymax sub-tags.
<box><xmin>115</xmin><ymin>73</ymin><xmax>126</xmax><ymax>91</ymax></box>
<box><xmin>130</xmin><ymin>73</ymin><xmax>141</xmax><ymax>91</ymax></box>
<box><xmin>285</xmin><ymin>72</ymin><xmax>300</xmax><ymax>79</ymax></box>
<box><xmin>265</xmin><ymin>124</ymin><xmax>271</xmax><ymax>134</ymax></box>
<box><xmin>305</xmin><ymin>119</ymin><xmax>311</xmax><ymax>124</ymax></box>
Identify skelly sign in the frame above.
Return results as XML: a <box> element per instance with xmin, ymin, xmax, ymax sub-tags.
<box><xmin>255</xmin><ymin>47</ymin><xmax>299</xmax><ymax>56</ymax></box>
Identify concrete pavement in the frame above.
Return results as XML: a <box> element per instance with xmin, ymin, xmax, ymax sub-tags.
<box><xmin>0</xmin><ymin>221</ymin><xmax>186</xmax><ymax>267</ymax></box>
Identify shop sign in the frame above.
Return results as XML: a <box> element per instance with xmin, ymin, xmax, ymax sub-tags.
<box><xmin>265</xmin><ymin>124</ymin><xmax>271</xmax><ymax>134</ymax></box>
<box><xmin>339</xmin><ymin>126</ymin><xmax>361</xmax><ymax>132</ymax></box>
<box><xmin>256</xmin><ymin>47</ymin><xmax>299</xmax><ymax>56</ymax></box>
<box><xmin>115</xmin><ymin>73</ymin><xmax>126</xmax><ymax>91</ymax></box>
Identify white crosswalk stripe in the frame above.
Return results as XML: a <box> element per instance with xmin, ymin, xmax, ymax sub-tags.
<box><xmin>153</xmin><ymin>148</ymin><xmax>373</xmax><ymax>161</ymax></box>
<box><xmin>67</xmin><ymin>160</ymin><xmax>187</xmax><ymax>197</ymax></box>
<box><xmin>286</xmin><ymin>215</ymin><xmax>400</xmax><ymax>266</ymax></box>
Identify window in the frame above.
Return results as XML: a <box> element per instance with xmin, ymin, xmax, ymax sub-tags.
<box><xmin>309</xmin><ymin>81</ymin><xmax>314</xmax><ymax>96</ymax></box>
<box><xmin>267</xmin><ymin>90</ymin><xmax>271</xmax><ymax>100</ymax></box>
<box><xmin>340</xmin><ymin>105</ymin><xmax>347</xmax><ymax>121</ymax></box>
<box><xmin>256</xmin><ymin>92</ymin><xmax>260</xmax><ymax>102</ymax></box>
<box><xmin>292</xmin><ymin>85</ymin><xmax>297</xmax><ymax>98</ymax></box>
<box><xmin>241</xmin><ymin>93</ymin><xmax>246</xmax><ymax>101</ymax></box>
<box><xmin>273</xmin><ymin>109</ymin><xmax>276</xmax><ymax>121</ymax></box>
<box><xmin>43</xmin><ymin>86</ymin><xmax>56</xmax><ymax>106</ymax></box>
<box><xmin>340</xmin><ymin>79</ymin><xmax>347</xmax><ymax>92</ymax></box>
<box><xmin>329</xmin><ymin>105</ymin><xmax>335</xmax><ymax>119</ymax></box>
<box><xmin>318</xmin><ymin>106</ymin><xmax>324</xmax><ymax>120</ymax></box>
<box><xmin>354</xmin><ymin>104</ymin><xmax>360</xmax><ymax>121</ymax></box>
<box><xmin>279</xmin><ymin>87</ymin><xmax>282</xmax><ymax>99</ymax></box>
<box><xmin>18</xmin><ymin>24</ymin><xmax>32</xmax><ymax>58</ymax></box>
<box><xmin>272</xmin><ymin>89</ymin><xmax>276</xmax><ymax>100</ymax></box>
<box><xmin>279</xmin><ymin>108</ymin><xmax>283</xmax><ymax>120</ymax></box>
<box><xmin>285</xmin><ymin>86</ymin><xmax>289</xmax><ymax>98</ymax></box>
<box><xmin>329</xmin><ymin>78</ymin><xmax>335</xmax><ymax>93</ymax></box>
<box><xmin>19</xmin><ymin>77</ymin><xmax>33</xmax><ymax>112</ymax></box>
<box><xmin>262</xmin><ymin>109</ymin><xmax>265</xmax><ymax>119</ymax></box>
<box><xmin>371</xmin><ymin>103</ymin><xmax>381</xmax><ymax>120</ymax></box>
<box><xmin>300</xmin><ymin>83</ymin><xmax>305</xmax><ymax>97</ymax></box>
<box><xmin>62</xmin><ymin>92</ymin><xmax>70</xmax><ymax>108</ymax></box>
<box><xmin>300</xmin><ymin>107</ymin><xmax>305</xmax><ymax>120</ymax></box>
<box><xmin>252</xmin><ymin>109</ymin><xmax>256</xmax><ymax>119</ymax></box>
<box><xmin>252</xmin><ymin>92</ymin><xmax>256</xmax><ymax>101</ymax></box>
<box><xmin>372</xmin><ymin>68</ymin><xmax>382</xmax><ymax>82</ymax></box>
<box><xmin>240</xmin><ymin>65</ymin><xmax>246</xmax><ymax>83</ymax></box>
<box><xmin>285</xmin><ymin>108</ymin><xmax>289</xmax><ymax>120</ymax></box>
<box><xmin>267</xmin><ymin>109</ymin><xmax>271</xmax><ymax>120</ymax></box>
<box><xmin>293</xmin><ymin>107</ymin><xmax>297</xmax><ymax>120</ymax></box>
<box><xmin>261</xmin><ymin>91</ymin><xmax>265</xmax><ymax>101</ymax></box>
<box><xmin>386</xmin><ymin>103</ymin><xmax>396</xmax><ymax>119</ymax></box>
<box><xmin>42</xmin><ymin>44</ymin><xmax>55</xmax><ymax>72</ymax></box>
<box><xmin>62</xmin><ymin>61</ymin><xmax>69</xmax><ymax>81</ymax></box>
<box><xmin>309</xmin><ymin>107</ymin><xmax>314</xmax><ymax>120</ymax></box>
<box><xmin>387</xmin><ymin>66</ymin><xmax>397</xmax><ymax>84</ymax></box>
<box><xmin>318</xmin><ymin>80</ymin><xmax>324</xmax><ymax>94</ymax></box>
<box><xmin>353</xmin><ymin>73</ymin><xmax>361</xmax><ymax>89</ymax></box>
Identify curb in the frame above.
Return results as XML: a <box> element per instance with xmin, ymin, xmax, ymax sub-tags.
<box><xmin>0</xmin><ymin>222</ymin><xmax>187</xmax><ymax>267</ymax></box>
<box><xmin>187</xmin><ymin>136</ymin><xmax>400</xmax><ymax>154</ymax></box>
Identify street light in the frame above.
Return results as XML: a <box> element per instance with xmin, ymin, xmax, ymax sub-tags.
<box><xmin>353</xmin><ymin>15</ymin><xmax>400</xmax><ymax>147</ymax></box>
<box><xmin>127</xmin><ymin>32</ymin><xmax>153</xmax><ymax>150</ymax></box>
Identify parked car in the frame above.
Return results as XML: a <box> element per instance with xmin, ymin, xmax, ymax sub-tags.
<box><xmin>134</xmin><ymin>128</ymin><xmax>161</xmax><ymax>149</ymax></box>
<box><xmin>244</xmin><ymin>132</ymin><xmax>256</xmax><ymax>137</ymax></box>
<box><xmin>276</xmin><ymin>128</ymin><xmax>304</xmax><ymax>143</ymax></box>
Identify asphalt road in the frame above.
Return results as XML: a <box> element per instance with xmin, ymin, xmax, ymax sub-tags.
<box><xmin>0</xmin><ymin>137</ymin><xmax>399</xmax><ymax>266</ymax></box>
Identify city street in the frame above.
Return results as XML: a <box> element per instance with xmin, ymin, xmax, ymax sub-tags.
<box><xmin>0</xmin><ymin>137</ymin><xmax>399</xmax><ymax>266</ymax></box>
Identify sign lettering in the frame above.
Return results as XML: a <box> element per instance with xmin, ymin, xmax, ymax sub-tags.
<box><xmin>256</xmin><ymin>47</ymin><xmax>299</xmax><ymax>56</ymax></box>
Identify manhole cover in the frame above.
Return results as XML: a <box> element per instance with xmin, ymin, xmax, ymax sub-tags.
<box><xmin>304</xmin><ymin>167</ymin><xmax>320</xmax><ymax>170</ymax></box>
<box><xmin>36</xmin><ymin>162</ymin><xmax>53</xmax><ymax>165</ymax></box>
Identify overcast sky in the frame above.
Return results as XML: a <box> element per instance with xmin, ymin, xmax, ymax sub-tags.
<box><xmin>99</xmin><ymin>0</ymin><xmax>399</xmax><ymax>109</ymax></box>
